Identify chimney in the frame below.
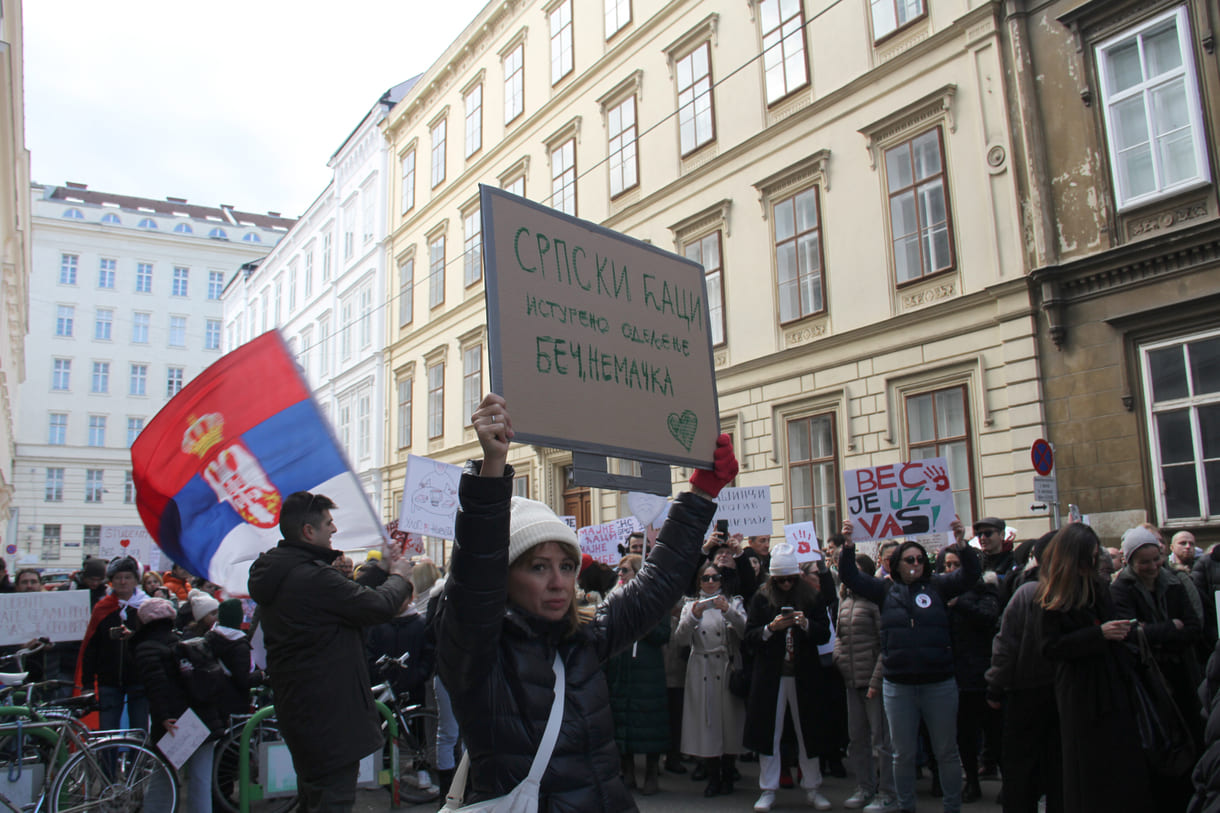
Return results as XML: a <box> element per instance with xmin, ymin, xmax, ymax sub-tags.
<box><xmin>166</xmin><ymin>196</ymin><xmax>188</xmax><ymax>204</ymax></box>
<box><xmin>65</xmin><ymin>181</ymin><xmax>88</xmax><ymax>190</ymax></box>
<box><xmin>267</xmin><ymin>211</ymin><xmax>281</xmax><ymax>218</ymax></box>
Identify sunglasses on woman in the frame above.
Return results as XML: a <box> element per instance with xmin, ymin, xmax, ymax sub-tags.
<box><xmin>700</xmin><ymin>574</ymin><xmax>721</xmax><ymax>583</ymax></box>
<box><xmin>772</xmin><ymin>575</ymin><xmax>798</xmax><ymax>585</ymax></box>
<box><xmin>901</xmin><ymin>555</ymin><xmax>923</xmax><ymax>565</ymax></box>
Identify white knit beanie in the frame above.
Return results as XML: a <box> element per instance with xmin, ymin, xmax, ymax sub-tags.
<box><xmin>1121</xmin><ymin>526</ymin><xmax>1161</xmax><ymax>564</ymax></box>
<box><xmin>769</xmin><ymin>542</ymin><xmax>800</xmax><ymax>576</ymax></box>
<box><xmin>508</xmin><ymin>497</ymin><xmax>581</xmax><ymax>566</ymax></box>
<box><xmin>189</xmin><ymin>588</ymin><xmax>220</xmax><ymax>621</ymax></box>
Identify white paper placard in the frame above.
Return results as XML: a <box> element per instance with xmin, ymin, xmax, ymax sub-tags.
<box><xmin>707</xmin><ymin>486</ymin><xmax>773</xmax><ymax>537</ymax></box>
<box><xmin>399</xmin><ymin>455</ymin><xmax>463</xmax><ymax>540</ymax></box>
<box><xmin>783</xmin><ymin>522</ymin><xmax>822</xmax><ymax>563</ymax></box>
<box><xmin>0</xmin><ymin>590</ymin><xmax>92</xmax><ymax>646</ymax></box>
<box><xmin>100</xmin><ymin>526</ymin><xmax>160</xmax><ymax>571</ymax></box>
<box><xmin>155</xmin><ymin>708</ymin><xmax>210</xmax><ymax>770</ymax></box>
<box><xmin>577</xmin><ymin>517</ymin><xmax>641</xmax><ymax>565</ymax></box>
<box><xmin>844</xmin><ymin>458</ymin><xmax>956</xmax><ymax>542</ymax></box>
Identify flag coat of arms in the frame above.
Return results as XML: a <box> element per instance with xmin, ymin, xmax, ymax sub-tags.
<box><xmin>131</xmin><ymin>331</ymin><xmax>387</xmax><ymax>596</ymax></box>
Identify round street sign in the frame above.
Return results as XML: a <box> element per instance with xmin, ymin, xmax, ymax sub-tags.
<box><xmin>4</xmin><ymin>544</ymin><xmax>15</xmax><ymax>555</ymax></box>
<box><xmin>1031</xmin><ymin>438</ymin><xmax>1054</xmax><ymax>476</ymax></box>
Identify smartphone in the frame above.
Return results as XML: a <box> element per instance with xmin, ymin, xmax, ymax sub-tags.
<box><xmin>108</xmin><ymin>626</ymin><xmax>123</xmax><ymax>639</ymax></box>
<box><xmin>715</xmin><ymin>519</ymin><xmax>729</xmax><ymax>537</ymax></box>
<box><xmin>781</xmin><ymin>606</ymin><xmax>795</xmax><ymax>616</ymax></box>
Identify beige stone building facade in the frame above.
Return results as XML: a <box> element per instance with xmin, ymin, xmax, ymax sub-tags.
<box><xmin>381</xmin><ymin>0</ymin><xmax>1050</xmax><ymax>550</ymax></box>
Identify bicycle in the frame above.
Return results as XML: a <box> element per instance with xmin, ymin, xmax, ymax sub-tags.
<box><xmin>211</xmin><ymin>685</ymin><xmax>298</xmax><ymax>813</ymax></box>
<box><xmin>371</xmin><ymin>652</ymin><xmax>440</xmax><ymax>805</ymax></box>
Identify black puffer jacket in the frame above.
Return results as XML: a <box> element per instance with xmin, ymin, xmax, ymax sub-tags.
<box><xmin>936</xmin><ymin>547</ymin><xmax>999</xmax><ymax>690</ymax></box>
<box><xmin>838</xmin><ymin>540</ymin><xmax>980</xmax><ymax>684</ymax></box>
<box><xmin>436</xmin><ymin>465</ymin><xmax>716</xmax><ymax>812</ymax></box>
<box><xmin>1189</xmin><ymin>640</ymin><xmax>1220</xmax><ymax>813</ymax></box>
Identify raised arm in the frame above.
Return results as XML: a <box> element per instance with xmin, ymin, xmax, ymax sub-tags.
<box><xmin>836</xmin><ymin>523</ymin><xmax>888</xmax><ymax>606</ymax></box>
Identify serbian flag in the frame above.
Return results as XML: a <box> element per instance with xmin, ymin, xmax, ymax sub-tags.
<box><xmin>131</xmin><ymin>330</ymin><xmax>388</xmax><ymax>596</ymax></box>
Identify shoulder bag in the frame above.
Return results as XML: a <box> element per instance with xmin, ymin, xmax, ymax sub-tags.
<box><xmin>1127</xmin><ymin>623</ymin><xmax>1195</xmax><ymax>777</ymax></box>
<box><xmin>442</xmin><ymin>652</ymin><xmax>565</xmax><ymax>813</ymax></box>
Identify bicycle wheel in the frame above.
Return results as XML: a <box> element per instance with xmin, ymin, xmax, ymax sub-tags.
<box><xmin>48</xmin><ymin>737</ymin><xmax>178</xmax><ymax>812</ymax></box>
<box><xmin>393</xmin><ymin>707</ymin><xmax>440</xmax><ymax>804</ymax></box>
<box><xmin>212</xmin><ymin>719</ymin><xmax>297</xmax><ymax>813</ymax></box>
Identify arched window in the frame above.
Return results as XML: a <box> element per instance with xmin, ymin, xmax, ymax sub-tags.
<box><xmin>174</xmin><ymin>222</ymin><xmax>194</xmax><ymax>234</ymax></box>
<box><xmin>62</xmin><ymin>208</ymin><xmax>84</xmax><ymax>219</ymax></box>
<box><xmin>242</xmin><ymin>232</ymin><xmax>262</xmax><ymax>243</ymax></box>
<box><xmin>138</xmin><ymin>218</ymin><xmax>158</xmax><ymax>229</ymax></box>
<box><xmin>100</xmin><ymin>212</ymin><xmax>121</xmax><ymax>224</ymax></box>
<box><xmin>208</xmin><ymin>227</ymin><xmax>228</xmax><ymax>240</ymax></box>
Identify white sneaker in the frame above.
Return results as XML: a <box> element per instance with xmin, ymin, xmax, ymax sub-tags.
<box><xmin>754</xmin><ymin>790</ymin><xmax>776</xmax><ymax>812</ymax></box>
<box><xmin>845</xmin><ymin>786</ymin><xmax>873</xmax><ymax>809</ymax></box>
<box><xmin>863</xmin><ymin>792</ymin><xmax>898</xmax><ymax>812</ymax></box>
<box><xmin>806</xmin><ymin>789</ymin><xmax>832</xmax><ymax>810</ymax></box>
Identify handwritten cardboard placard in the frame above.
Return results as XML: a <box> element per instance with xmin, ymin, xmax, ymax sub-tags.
<box><xmin>400</xmin><ymin>455</ymin><xmax>462</xmax><ymax>540</ymax></box>
<box><xmin>385</xmin><ymin>520</ymin><xmax>426</xmax><ymax>558</ymax></box>
<box><xmin>783</xmin><ymin>522</ymin><xmax>822</xmax><ymax>563</ymax></box>
<box><xmin>844</xmin><ymin>458</ymin><xmax>956</xmax><ymax>542</ymax></box>
<box><xmin>577</xmin><ymin>517</ymin><xmax>641</xmax><ymax>565</ymax></box>
<box><xmin>100</xmin><ymin>525</ymin><xmax>160</xmax><ymax>571</ymax></box>
<box><xmin>708</xmin><ymin>486</ymin><xmax>773</xmax><ymax>537</ymax></box>
<box><xmin>0</xmin><ymin>590</ymin><xmax>92</xmax><ymax>646</ymax></box>
<box><xmin>481</xmin><ymin>185</ymin><xmax>720</xmax><ymax>469</ymax></box>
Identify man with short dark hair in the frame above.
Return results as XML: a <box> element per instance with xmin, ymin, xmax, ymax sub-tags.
<box><xmin>622</xmin><ymin>531</ymin><xmax>645</xmax><ymax>557</ymax></box>
<box><xmin>248</xmin><ymin>491</ymin><xmax>412</xmax><ymax>812</ymax></box>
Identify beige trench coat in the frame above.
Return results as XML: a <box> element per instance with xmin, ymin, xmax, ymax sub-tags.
<box><xmin>674</xmin><ymin>594</ymin><xmax>746</xmax><ymax>757</ymax></box>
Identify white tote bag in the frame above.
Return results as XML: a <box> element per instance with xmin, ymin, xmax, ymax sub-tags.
<box><xmin>443</xmin><ymin>652</ymin><xmax>565</xmax><ymax>813</ymax></box>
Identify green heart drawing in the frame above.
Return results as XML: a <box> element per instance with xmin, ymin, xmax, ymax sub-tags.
<box><xmin>667</xmin><ymin>410</ymin><xmax>698</xmax><ymax>451</ymax></box>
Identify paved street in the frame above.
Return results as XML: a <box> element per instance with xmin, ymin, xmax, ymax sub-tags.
<box><xmin>352</xmin><ymin>758</ymin><xmax>1008</xmax><ymax>811</ymax></box>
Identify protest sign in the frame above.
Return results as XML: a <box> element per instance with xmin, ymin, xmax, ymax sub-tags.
<box><xmin>708</xmin><ymin>486</ymin><xmax>773</xmax><ymax>537</ymax></box>
<box><xmin>783</xmin><ymin>522</ymin><xmax>822</xmax><ymax>563</ymax></box>
<box><xmin>560</xmin><ymin>515</ymin><xmax>578</xmax><ymax>530</ymax></box>
<box><xmin>577</xmin><ymin>517</ymin><xmax>641</xmax><ymax>565</ymax></box>
<box><xmin>385</xmin><ymin>520</ymin><xmax>426</xmax><ymax>558</ymax></box>
<box><xmin>0</xmin><ymin>591</ymin><xmax>91</xmax><ymax>646</ymax></box>
<box><xmin>100</xmin><ymin>525</ymin><xmax>160</xmax><ymax>571</ymax></box>
<box><xmin>481</xmin><ymin>185</ymin><xmax>720</xmax><ymax>469</ymax></box>
<box><xmin>844</xmin><ymin>458</ymin><xmax>956</xmax><ymax>542</ymax></box>
<box><xmin>627</xmin><ymin>492</ymin><xmax>669</xmax><ymax>528</ymax></box>
<box><xmin>400</xmin><ymin>455</ymin><xmax>462</xmax><ymax>540</ymax></box>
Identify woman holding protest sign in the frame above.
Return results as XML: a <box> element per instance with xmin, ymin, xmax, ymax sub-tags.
<box><xmin>435</xmin><ymin>393</ymin><xmax>737</xmax><ymax>811</ymax></box>
<box><xmin>837</xmin><ymin>520</ymin><xmax>978</xmax><ymax>813</ymax></box>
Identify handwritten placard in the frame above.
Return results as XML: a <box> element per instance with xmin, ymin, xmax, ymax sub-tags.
<box><xmin>708</xmin><ymin>486</ymin><xmax>773</xmax><ymax>537</ymax></box>
<box><xmin>481</xmin><ymin>185</ymin><xmax>720</xmax><ymax>468</ymax></box>
<box><xmin>100</xmin><ymin>525</ymin><xmax>160</xmax><ymax>571</ymax></box>
<box><xmin>0</xmin><ymin>590</ymin><xmax>92</xmax><ymax>646</ymax></box>
<box><xmin>385</xmin><ymin>520</ymin><xmax>426</xmax><ymax>557</ymax></box>
<box><xmin>783</xmin><ymin>522</ymin><xmax>822</xmax><ymax>563</ymax></box>
<box><xmin>400</xmin><ymin>455</ymin><xmax>462</xmax><ymax>540</ymax></box>
<box><xmin>844</xmin><ymin>458</ymin><xmax>956</xmax><ymax>542</ymax></box>
<box><xmin>577</xmin><ymin>517</ymin><xmax>641</xmax><ymax>565</ymax></box>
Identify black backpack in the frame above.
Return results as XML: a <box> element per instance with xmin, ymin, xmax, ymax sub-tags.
<box><xmin>174</xmin><ymin>634</ymin><xmax>231</xmax><ymax>708</ymax></box>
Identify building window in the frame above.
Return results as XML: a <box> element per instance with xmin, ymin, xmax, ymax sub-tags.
<box><xmin>172</xmin><ymin>266</ymin><xmax>189</xmax><ymax>296</ymax></box>
<box><xmin>1097</xmin><ymin>7</ymin><xmax>1210</xmax><ymax>210</ymax></box>
<box><xmin>428</xmin><ymin>362</ymin><xmax>445</xmax><ymax>439</ymax></box>
<box><xmin>41</xmin><ymin>525</ymin><xmax>60</xmax><ymax>560</ymax></box>
<box><xmin>318</xmin><ymin>317</ymin><xmax>330</xmax><ymax>376</ymax></box>
<box><xmin>208</xmin><ymin>227</ymin><xmax>228</xmax><ymax>240</ymax></box>
<box><xmin>359</xmin><ymin>287</ymin><xmax>372</xmax><ymax>349</ymax></box>
<box><xmin>504</xmin><ymin>43</ymin><xmax>524</xmax><ymax>124</ymax></box>
<box><xmin>174</xmin><ymin>222</ymin><xmax>193</xmax><ymax>234</ymax></box>
<box><xmin>45</xmin><ymin>469</ymin><xmax>64</xmax><ymax>502</ymax></box>
<box><xmin>91</xmin><ymin>362</ymin><xmax>110</xmax><ymax>394</ymax></box>
<box><xmin>274</xmin><ymin>280</ymin><xmax>282</xmax><ymax>325</ymax></box>
<box><xmin>760</xmin><ymin>0</ymin><xmax>809</xmax><ymax>104</ymax></box>
<box><xmin>362</xmin><ymin>188</ymin><xmax>375</xmax><ymax>245</ymax></box>
<box><xmin>886</xmin><ymin>128</ymin><xmax>954</xmax><ymax>285</ymax></box>
<box><xmin>605</xmin><ymin>0</ymin><xmax>631</xmax><ymax>38</ymax></box>
<box><xmin>62</xmin><ymin>208</ymin><xmax>83</xmax><ymax>219</ymax></box>
<box><xmin>82</xmin><ymin>524</ymin><xmax>101</xmax><ymax>554</ymax></box>
<box><xmin>48</xmin><ymin>413</ymin><xmax>67</xmax><ymax>445</ymax></box>
<box><xmin>132</xmin><ymin>312</ymin><xmax>150</xmax><ymax>344</ymax></box>
<box><xmin>906</xmin><ymin>385</ymin><xmax>974</xmax><ymax>525</ymax></box>
<box><xmin>401</xmin><ymin>150</ymin><xmax>416</xmax><ymax>213</ymax></box>
<box><xmin>339</xmin><ymin>401</ymin><xmax>352</xmax><ymax>453</ymax></box>
<box><xmin>205</xmin><ymin>319</ymin><xmax>221</xmax><ymax>350</ymax></box>
<box><xmin>774</xmin><ymin>186</ymin><xmax>825</xmax><ymax>322</ymax></box>
<box><xmin>550</xmin><ymin>1</ymin><xmax>574</xmax><ymax>84</ymax></box>
<box><xmin>88</xmin><ymin>415</ymin><xmax>106</xmax><ymax>447</ymax></box>
<box><xmin>299</xmin><ymin>329</ymin><xmax>313</xmax><ymax>379</ymax></box>
<box><xmin>342</xmin><ymin>201</ymin><xmax>355</xmax><ymax>260</ymax></box>
<box><xmin>463</xmin><ymin>345</ymin><xmax>482</xmax><ymax>426</ymax></box>
<box><xmin>399</xmin><ymin>257</ymin><xmax>414</xmax><ymax>327</ymax></box>
<box><xmin>465</xmin><ymin>85</ymin><xmax>483</xmax><ymax>158</ymax></box>
<box><xmin>85</xmin><ymin>469</ymin><xmax>104</xmax><ymax>503</ymax></box>
<box><xmin>871</xmin><ymin>0</ymin><xmax>926</xmax><ymax>41</ymax></box>
<box><xmin>550</xmin><ymin>139</ymin><xmax>576</xmax><ymax>216</ymax></box>
<box><xmin>169</xmin><ymin>316</ymin><xmax>186</xmax><ymax>347</ymax></box>
<box><xmin>124</xmin><ymin>472</ymin><xmax>137</xmax><ymax>505</ymax></box>
<box><xmin>59</xmin><ymin>254</ymin><xmax>78</xmax><ymax>285</ymax></box>
<box><xmin>138</xmin><ymin>217</ymin><xmax>158</xmax><ymax>230</ymax></box>
<box><xmin>397</xmin><ymin>377</ymin><xmax>413</xmax><ymax>449</ymax></box>
<box><xmin>130</xmin><ymin>364</ymin><xmax>147</xmax><ymax>396</ymax></box>
<box><xmin>94</xmin><ymin>308</ymin><xmax>113</xmax><ymax>340</ymax></box>
<box><xmin>464</xmin><ymin>208</ymin><xmax>482</xmax><ymax>287</ymax></box>
<box><xmin>101</xmin><ymin>212</ymin><xmax>120</xmax><ymax>224</ymax></box>
<box><xmin>1141</xmin><ymin>329</ymin><xmax>1220</xmax><ymax>522</ymax></box>
<box><xmin>167</xmin><ymin>366</ymin><xmax>184</xmax><ymax>397</ymax></box>
<box><xmin>677</xmin><ymin>43</ymin><xmax>715</xmax><ymax>157</ymax></box>
<box><xmin>322</xmin><ymin>232</ymin><xmax>333</xmax><ymax>281</ymax></box>
<box><xmin>684</xmin><ymin>231</ymin><xmax>725</xmax><ymax>345</ymax></box>
<box><xmin>136</xmin><ymin>263</ymin><xmax>153</xmax><ymax>293</ymax></box>
<box><xmin>341</xmin><ymin>300</ymin><xmax>354</xmax><ymax>361</ymax></box>
<box><xmin>243</xmin><ymin>232</ymin><xmax>262</xmax><ymax>243</ymax></box>
<box><xmin>429</xmin><ymin>235</ymin><xmax>446</xmax><ymax>309</ymax></box>
<box><xmin>98</xmin><ymin>258</ymin><xmax>116</xmax><ymax>289</ymax></box>
<box><xmin>431</xmin><ymin>118</ymin><xmax>447</xmax><ymax>188</ymax></box>
<box><xmin>608</xmin><ymin>96</ymin><xmax>639</xmax><ymax>197</ymax></box>
<box><xmin>513</xmin><ymin>475</ymin><xmax>531</xmax><ymax>498</ymax></box>
<box><xmin>127</xmin><ymin>417</ymin><xmax>144</xmax><ymax>447</ymax></box>
<box><xmin>55</xmin><ymin>305</ymin><xmax>74</xmax><ymax>337</ymax></box>
<box><xmin>358</xmin><ymin>393</ymin><xmax>371</xmax><ymax>458</ymax></box>
<box><xmin>52</xmin><ymin>359</ymin><xmax>71</xmax><ymax>390</ymax></box>
<box><xmin>787</xmin><ymin>413</ymin><xmax>839</xmax><ymax>536</ymax></box>
<box><xmin>504</xmin><ymin>174</ymin><xmax>525</xmax><ymax>197</ymax></box>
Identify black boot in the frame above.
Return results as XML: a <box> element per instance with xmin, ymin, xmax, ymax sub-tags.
<box><xmin>642</xmin><ymin>753</ymin><xmax>660</xmax><ymax>795</ymax></box>
<box><xmin>962</xmin><ymin>778</ymin><xmax>982</xmax><ymax>803</ymax></box>
<box><xmin>703</xmin><ymin>756</ymin><xmax>722</xmax><ymax>797</ymax></box>
<box><xmin>621</xmin><ymin>754</ymin><xmax>637</xmax><ymax>789</ymax></box>
<box><xmin>436</xmin><ymin>768</ymin><xmax>456</xmax><ymax>799</ymax></box>
<box><xmin>720</xmin><ymin>755</ymin><xmax>736</xmax><ymax>795</ymax></box>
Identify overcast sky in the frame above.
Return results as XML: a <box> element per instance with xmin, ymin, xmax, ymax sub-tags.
<box><xmin>24</xmin><ymin>0</ymin><xmax>489</xmax><ymax>217</ymax></box>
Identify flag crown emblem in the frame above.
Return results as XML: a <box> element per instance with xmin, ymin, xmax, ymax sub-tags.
<box><xmin>182</xmin><ymin>413</ymin><xmax>225</xmax><ymax>458</ymax></box>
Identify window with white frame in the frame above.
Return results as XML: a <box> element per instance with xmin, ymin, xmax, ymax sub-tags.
<box><xmin>684</xmin><ymin>231</ymin><xmax>726</xmax><ymax>345</ymax></box>
<box><xmin>504</xmin><ymin>43</ymin><xmax>524</xmax><ymax>124</ymax></box>
<box><xmin>787</xmin><ymin>412</ymin><xmax>839</xmax><ymax>536</ymax></box>
<box><xmin>550</xmin><ymin>1</ymin><xmax>574</xmax><ymax>84</ymax></box>
<box><xmin>504</xmin><ymin>174</ymin><xmax>525</xmax><ymax>198</ymax></box>
<box><xmin>169</xmin><ymin>316</ymin><xmax>186</xmax><ymax>347</ymax></box>
<box><xmin>299</xmin><ymin>328</ymin><xmax>312</xmax><ymax>379</ymax></box>
<box><xmin>132</xmin><ymin>312</ymin><xmax>150</xmax><ymax>344</ymax></box>
<box><xmin>318</xmin><ymin>316</ymin><xmax>330</xmax><ymax>376</ymax></box>
<box><xmin>358</xmin><ymin>393</ymin><xmax>371</xmax><ymax>458</ymax></box>
<box><xmin>94</xmin><ymin>308</ymin><xmax>113</xmax><ymax>340</ymax></box>
<box><xmin>167</xmin><ymin>366</ymin><xmax>184</xmax><ymax>397</ymax></box>
<box><xmin>1141</xmin><ymin>329</ymin><xmax>1220</xmax><ymax>522</ymax></box>
<box><xmin>428</xmin><ymin>362</ymin><xmax>445</xmax><ymax>439</ymax></box>
<box><xmin>88</xmin><ymin>415</ymin><xmax>106</xmax><ymax>447</ymax></box>
<box><xmin>59</xmin><ymin>254</ymin><xmax>78</xmax><ymax>285</ymax></box>
<box><xmin>605</xmin><ymin>0</ymin><xmax>630</xmax><ymax>38</ymax></box>
<box><xmin>304</xmin><ymin>249</ymin><xmax>314</xmax><ymax>299</ymax></box>
<box><xmin>52</xmin><ymin>359</ymin><xmax>70</xmax><ymax>390</ymax></box>
<box><xmin>274</xmin><ymin>280</ymin><xmax>282</xmax><ymax>325</ymax></box>
<box><xmin>205</xmin><ymin>320</ymin><xmax>221</xmax><ymax>350</ymax></box>
<box><xmin>906</xmin><ymin>385</ymin><xmax>975</xmax><ymax>526</ymax></box>
<box><xmin>45</xmin><ymin>470</ymin><xmax>64</xmax><ymax>502</ymax></box>
<box><xmin>886</xmin><ymin>128</ymin><xmax>955</xmax><ymax>284</ymax></box>
<box><xmin>401</xmin><ymin>150</ymin><xmax>416</xmax><ymax>213</ymax></box>
<box><xmin>91</xmin><ymin>362</ymin><xmax>109</xmax><ymax>394</ymax></box>
<box><xmin>288</xmin><ymin>264</ymin><xmax>298</xmax><ymax>312</ymax></box>
<box><xmin>1096</xmin><ymin>6</ymin><xmax>1211</xmax><ymax>210</ymax></box>
<box><xmin>362</xmin><ymin>187</ymin><xmax>375</xmax><ymax>245</ymax></box>
<box><xmin>172</xmin><ymin>266</ymin><xmax>189</xmax><ymax>297</ymax></box>
<box><xmin>98</xmin><ymin>258</ymin><xmax>116</xmax><ymax>289</ymax></box>
<box><xmin>608</xmin><ymin>96</ymin><xmax>638</xmax><ymax>197</ymax></box>
<box><xmin>341</xmin><ymin>300</ymin><xmax>354</xmax><ymax>361</ymax></box>
<box><xmin>339</xmin><ymin>400</ymin><xmax>352</xmax><ymax>454</ymax></box>
<box><xmin>398</xmin><ymin>376</ymin><xmax>413</xmax><ymax>449</ymax></box>
<box><xmin>399</xmin><ymin>257</ymin><xmax>414</xmax><ymax>327</ymax></box>
<box><xmin>41</xmin><ymin>525</ymin><xmax>60</xmax><ymax>560</ymax></box>
<box><xmin>465</xmin><ymin>85</ymin><xmax>483</xmax><ymax>158</ymax></box>
<box><xmin>550</xmin><ymin>139</ymin><xmax>577</xmax><ymax>216</ymax></box>
<box><xmin>130</xmin><ymin>364</ymin><xmax>147</xmax><ymax>396</ymax></box>
<box><xmin>464</xmin><ymin>208</ymin><xmax>482</xmax><ymax>287</ymax></box>
<box><xmin>208</xmin><ymin>270</ymin><xmax>224</xmax><ymax>300</ymax></box>
<box><xmin>56</xmin><ymin>305</ymin><xmax>74</xmax><ymax>337</ymax></box>
<box><xmin>124</xmin><ymin>473</ymin><xmax>136</xmax><ymax>505</ymax></box>
<box><xmin>463</xmin><ymin>345</ymin><xmax>482</xmax><ymax>426</ymax></box>
<box><xmin>136</xmin><ymin>263</ymin><xmax>153</xmax><ymax>293</ymax></box>
<box><xmin>760</xmin><ymin>0</ymin><xmax>809</xmax><ymax>104</ymax></box>
<box><xmin>359</xmin><ymin>287</ymin><xmax>372</xmax><ymax>349</ymax></box>
<box><xmin>127</xmin><ymin>417</ymin><xmax>144</xmax><ymax>447</ymax></box>
<box><xmin>84</xmin><ymin>524</ymin><xmax>102</xmax><ymax>552</ymax></box>
<box><xmin>85</xmin><ymin>469</ymin><xmax>104</xmax><ymax>503</ymax></box>
<box><xmin>342</xmin><ymin>201</ymin><xmax>356</xmax><ymax>260</ymax></box>
<box><xmin>429</xmin><ymin>235</ymin><xmax>446</xmax><ymax>309</ymax></box>
<box><xmin>322</xmin><ymin>232</ymin><xmax>333</xmax><ymax>281</ymax></box>
<box><xmin>48</xmin><ymin>413</ymin><xmax>67</xmax><ymax>445</ymax></box>
<box><xmin>871</xmin><ymin>0</ymin><xmax>925</xmax><ymax>41</ymax></box>
<box><xmin>774</xmin><ymin>186</ymin><xmax>826</xmax><ymax>322</ymax></box>
<box><xmin>676</xmin><ymin>43</ymin><xmax>715</xmax><ymax>156</ymax></box>
<box><xmin>431</xmin><ymin>118</ymin><xmax>447</xmax><ymax>188</ymax></box>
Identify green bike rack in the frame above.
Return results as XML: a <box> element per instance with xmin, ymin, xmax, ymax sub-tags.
<box><xmin>238</xmin><ymin>701</ymin><xmax>398</xmax><ymax>813</ymax></box>
<box><xmin>0</xmin><ymin>706</ymin><xmax>71</xmax><ymax>767</ymax></box>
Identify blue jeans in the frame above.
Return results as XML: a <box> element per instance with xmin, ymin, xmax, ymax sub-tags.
<box><xmin>184</xmin><ymin>740</ymin><xmax>215</xmax><ymax>813</ymax></box>
<box><xmin>883</xmin><ymin>678</ymin><xmax>961</xmax><ymax>812</ymax></box>
<box><xmin>434</xmin><ymin>676</ymin><xmax>461</xmax><ymax>771</ymax></box>
<box><xmin>98</xmin><ymin>684</ymin><xmax>148</xmax><ymax>735</ymax></box>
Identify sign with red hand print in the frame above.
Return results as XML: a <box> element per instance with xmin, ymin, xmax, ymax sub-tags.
<box><xmin>844</xmin><ymin>458</ymin><xmax>956</xmax><ymax>542</ymax></box>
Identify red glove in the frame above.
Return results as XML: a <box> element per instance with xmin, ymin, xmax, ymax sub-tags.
<box><xmin>689</xmin><ymin>434</ymin><xmax>739</xmax><ymax>498</ymax></box>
